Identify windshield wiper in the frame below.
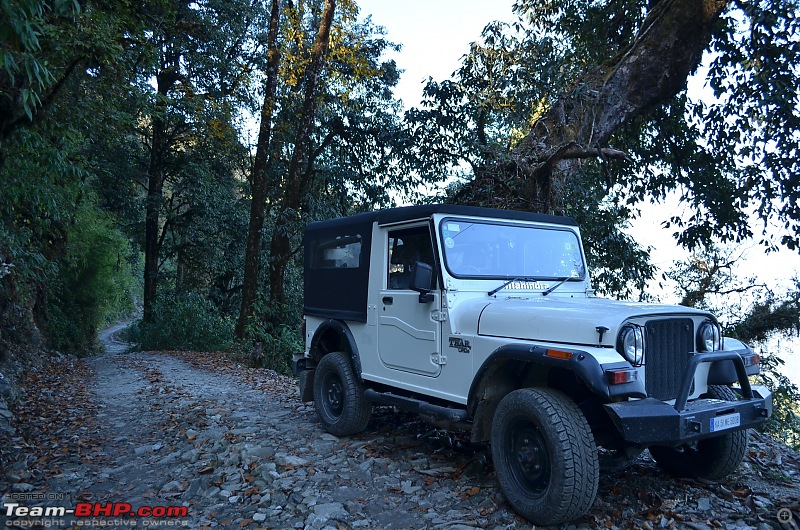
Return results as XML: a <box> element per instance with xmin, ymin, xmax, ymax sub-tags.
<box><xmin>542</xmin><ymin>276</ymin><xmax>571</xmax><ymax>296</ymax></box>
<box><xmin>487</xmin><ymin>277</ymin><xmax>540</xmax><ymax>297</ymax></box>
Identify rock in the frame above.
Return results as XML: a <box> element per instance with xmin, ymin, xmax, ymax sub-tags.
<box><xmin>0</xmin><ymin>401</ymin><xmax>14</xmax><ymax>434</ymax></box>
<box><xmin>277</xmin><ymin>454</ymin><xmax>309</xmax><ymax>467</ymax></box>
<box><xmin>161</xmin><ymin>480</ymin><xmax>182</xmax><ymax>493</ymax></box>
<box><xmin>697</xmin><ymin>497</ymin><xmax>713</xmax><ymax>511</ymax></box>
<box><xmin>0</xmin><ymin>373</ymin><xmax>13</xmax><ymax>398</ymax></box>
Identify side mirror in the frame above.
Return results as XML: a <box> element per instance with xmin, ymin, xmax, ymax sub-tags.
<box><xmin>410</xmin><ymin>261</ymin><xmax>434</xmax><ymax>303</ymax></box>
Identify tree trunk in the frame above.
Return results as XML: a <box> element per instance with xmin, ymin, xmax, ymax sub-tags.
<box><xmin>456</xmin><ymin>0</ymin><xmax>730</xmax><ymax>213</ymax></box>
<box><xmin>267</xmin><ymin>0</ymin><xmax>336</xmax><ymax>308</ymax></box>
<box><xmin>143</xmin><ymin>113</ymin><xmax>166</xmax><ymax>323</ymax></box>
<box><xmin>142</xmin><ymin>61</ymin><xmax>180</xmax><ymax>322</ymax></box>
<box><xmin>236</xmin><ymin>0</ymin><xmax>283</xmax><ymax>338</ymax></box>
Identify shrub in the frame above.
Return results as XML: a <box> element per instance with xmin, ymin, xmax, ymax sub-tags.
<box><xmin>137</xmin><ymin>291</ymin><xmax>233</xmax><ymax>352</ymax></box>
<box><xmin>47</xmin><ymin>205</ymin><xmax>136</xmax><ymax>355</ymax></box>
<box><xmin>244</xmin><ymin>299</ymin><xmax>302</xmax><ymax>375</ymax></box>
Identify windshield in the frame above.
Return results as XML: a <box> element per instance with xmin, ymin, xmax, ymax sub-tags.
<box><xmin>439</xmin><ymin>219</ymin><xmax>586</xmax><ymax>280</ymax></box>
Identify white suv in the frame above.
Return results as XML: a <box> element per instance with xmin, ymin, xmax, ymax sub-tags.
<box><xmin>294</xmin><ymin>204</ymin><xmax>772</xmax><ymax>525</ymax></box>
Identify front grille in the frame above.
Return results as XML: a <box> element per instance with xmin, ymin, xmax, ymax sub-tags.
<box><xmin>645</xmin><ymin>318</ymin><xmax>694</xmax><ymax>400</ymax></box>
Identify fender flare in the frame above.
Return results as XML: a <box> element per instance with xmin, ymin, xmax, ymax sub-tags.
<box><xmin>467</xmin><ymin>344</ymin><xmax>646</xmax><ymax>416</ymax></box>
<box><xmin>309</xmin><ymin>319</ymin><xmax>363</xmax><ymax>379</ymax></box>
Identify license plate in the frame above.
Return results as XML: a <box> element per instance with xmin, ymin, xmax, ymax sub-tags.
<box><xmin>710</xmin><ymin>412</ymin><xmax>740</xmax><ymax>432</ymax></box>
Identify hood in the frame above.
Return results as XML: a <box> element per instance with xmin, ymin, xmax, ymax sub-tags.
<box><xmin>477</xmin><ymin>296</ymin><xmax>711</xmax><ymax>347</ymax></box>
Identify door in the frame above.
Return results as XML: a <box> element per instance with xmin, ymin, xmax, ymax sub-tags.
<box><xmin>378</xmin><ymin>225</ymin><xmax>442</xmax><ymax>377</ymax></box>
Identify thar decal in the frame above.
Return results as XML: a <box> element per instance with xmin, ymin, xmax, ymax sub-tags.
<box><xmin>448</xmin><ymin>337</ymin><xmax>471</xmax><ymax>353</ymax></box>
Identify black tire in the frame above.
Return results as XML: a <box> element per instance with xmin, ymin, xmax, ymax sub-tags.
<box><xmin>649</xmin><ymin>385</ymin><xmax>748</xmax><ymax>480</ymax></box>
<box><xmin>491</xmin><ymin>388</ymin><xmax>599</xmax><ymax>526</ymax></box>
<box><xmin>313</xmin><ymin>351</ymin><xmax>371</xmax><ymax>436</ymax></box>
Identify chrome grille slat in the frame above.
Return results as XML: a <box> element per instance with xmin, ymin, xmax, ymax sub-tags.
<box><xmin>645</xmin><ymin>318</ymin><xmax>694</xmax><ymax>400</ymax></box>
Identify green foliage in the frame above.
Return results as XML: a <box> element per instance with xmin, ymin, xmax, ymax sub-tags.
<box><xmin>47</xmin><ymin>204</ymin><xmax>136</xmax><ymax>354</ymax></box>
<box><xmin>728</xmin><ymin>286</ymin><xmax>800</xmax><ymax>343</ymax></box>
<box><xmin>705</xmin><ymin>0</ymin><xmax>800</xmax><ymax>250</ymax></box>
<box><xmin>152</xmin><ymin>131</ymin><xmax>250</xmax><ymax>315</ymax></box>
<box><xmin>753</xmin><ymin>354</ymin><xmax>800</xmax><ymax>450</ymax></box>
<box><xmin>0</xmin><ymin>0</ymin><xmax>79</xmax><ymax>121</ymax></box>
<box><xmin>135</xmin><ymin>291</ymin><xmax>233</xmax><ymax>352</ymax></box>
<box><xmin>411</xmin><ymin>0</ymin><xmax>800</xmax><ymax>293</ymax></box>
<box><xmin>244</xmin><ymin>299</ymin><xmax>303</xmax><ymax>374</ymax></box>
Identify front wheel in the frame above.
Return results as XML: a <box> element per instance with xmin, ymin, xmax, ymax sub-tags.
<box><xmin>649</xmin><ymin>385</ymin><xmax>748</xmax><ymax>480</ymax></box>
<box><xmin>313</xmin><ymin>351</ymin><xmax>371</xmax><ymax>436</ymax></box>
<box><xmin>491</xmin><ymin>388</ymin><xmax>599</xmax><ymax>526</ymax></box>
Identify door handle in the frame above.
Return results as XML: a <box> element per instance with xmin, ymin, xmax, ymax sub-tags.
<box><xmin>382</xmin><ymin>296</ymin><xmax>393</xmax><ymax>305</ymax></box>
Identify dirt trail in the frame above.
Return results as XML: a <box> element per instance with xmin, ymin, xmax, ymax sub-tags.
<box><xmin>0</xmin><ymin>327</ymin><xmax>798</xmax><ymax>529</ymax></box>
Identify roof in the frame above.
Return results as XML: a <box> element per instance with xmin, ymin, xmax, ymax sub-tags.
<box><xmin>306</xmin><ymin>204</ymin><xmax>578</xmax><ymax>232</ymax></box>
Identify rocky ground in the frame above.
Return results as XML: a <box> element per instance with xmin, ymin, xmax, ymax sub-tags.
<box><xmin>1</xmin><ymin>326</ymin><xmax>799</xmax><ymax>529</ymax></box>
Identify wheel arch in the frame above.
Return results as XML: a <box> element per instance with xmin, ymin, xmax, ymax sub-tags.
<box><xmin>309</xmin><ymin>319</ymin><xmax>362</xmax><ymax>378</ymax></box>
<box><xmin>467</xmin><ymin>344</ymin><xmax>645</xmax><ymax>443</ymax></box>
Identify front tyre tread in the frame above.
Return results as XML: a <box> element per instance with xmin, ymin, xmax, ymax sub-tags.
<box><xmin>491</xmin><ymin>388</ymin><xmax>598</xmax><ymax>526</ymax></box>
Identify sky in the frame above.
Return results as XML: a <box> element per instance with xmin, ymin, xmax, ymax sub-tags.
<box><xmin>356</xmin><ymin>0</ymin><xmax>518</xmax><ymax>110</ymax></box>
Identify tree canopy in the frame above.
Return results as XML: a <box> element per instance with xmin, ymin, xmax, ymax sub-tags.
<box><xmin>0</xmin><ymin>0</ymin><xmax>798</xmax><ymax>369</ymax></box>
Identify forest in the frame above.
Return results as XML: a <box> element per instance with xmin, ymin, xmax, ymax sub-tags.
<box><xmin>1</xmin><ymin>0</ymin><xmax>800</xmax><ymax>446</ymax></box>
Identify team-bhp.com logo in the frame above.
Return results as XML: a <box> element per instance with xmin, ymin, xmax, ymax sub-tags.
<box><xmin>4</xmin><ymin>501</ymin><xmax>188</xmax><ymax>526</ymax></box>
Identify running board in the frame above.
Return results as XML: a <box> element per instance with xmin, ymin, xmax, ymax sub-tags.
<box><xmin>364</xmin><ymin>389</ymin><xmax>469</xmax><ymax>424</ymax></box>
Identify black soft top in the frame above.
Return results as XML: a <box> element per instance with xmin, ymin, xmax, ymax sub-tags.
<box><xmin>306</xmin><ymin>204</ymin><xmax>577</xmax><ymax>233</ymax></box>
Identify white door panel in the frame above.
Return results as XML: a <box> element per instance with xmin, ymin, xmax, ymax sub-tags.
<box><xmin>378</xmin><ymin>290</ymin><xmax>441</xmax><ymax>376</ymax></box>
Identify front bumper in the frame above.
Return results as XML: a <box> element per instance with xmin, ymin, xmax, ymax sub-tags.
<box><xmin>604</xmin><ymin>351</ymin><xmax>773</xmax><ymax>446</ymax></box>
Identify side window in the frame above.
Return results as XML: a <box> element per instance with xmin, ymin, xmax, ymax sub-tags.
<box><xmin>386</xmin><ymin>226</ymin><xmax>435</xmax><ymax>290</ymax></box>
<box><xmin>311</xmin><ymin>235</ymin><xmax>362</xmax><ymax>269</ymax></box>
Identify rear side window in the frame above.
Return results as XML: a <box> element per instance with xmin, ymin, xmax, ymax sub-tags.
<box><xmin>311</xmin><ymin>235</ymin><xmax>362</xmax><ymax>269</ymax></box>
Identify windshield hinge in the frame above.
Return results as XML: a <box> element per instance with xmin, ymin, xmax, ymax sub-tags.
<box><xmin>431</xmin><ymin>310</ymin><xmax>448</xmax><ymax>322</ymax></box>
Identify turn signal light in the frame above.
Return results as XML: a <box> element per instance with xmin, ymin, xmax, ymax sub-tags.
<box><xmin>743</xmin><ymin>353</ymin><xmax>760</xmax><ymax>368</ymax></box>
<box><xmin>545</xmin><ymin>349</ymin><xmax>573</xmax><ymax>360</ymax></box>
<box><xmin>606</xmin><ymin>369</ymin><xmax>638</xmax><ymax>385</ymax></box>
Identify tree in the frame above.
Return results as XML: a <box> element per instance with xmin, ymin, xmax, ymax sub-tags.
<box><xmin>1</xmin><ymin>0</ymin><xmax>143</xmax><ymax>352</ymax></box>
<box><xmin>0</xmin><ymin>0</ymin><xmax>80</xmax><ymax>165</ymax></box>
<box><xmin>237</xmin><ymin>0</ymin><xmax>415</xmax><ymax>335</ymax></box>
<box><xmin>415</xmin><ymin>0</ymin><xmax>799</xmax><ymax>277</ymax></box>
<box><xmin>135</xmin><ymin>0</ymin><xmax>263</xmax><ymax>322</ymax></box>
<box><xmin>237</xmin><ymin>0</ymin><xmax>284</xmax><ymax>338</ymax></box>
<box><xmin>667</xmin><ymin>246</ymin><xmax>766</xmax><ymax>309</ymax></box>
<box><xmin>266</xmin><ymin>0</ymin><xmax>337</xmax><ymax>308</ymax></box>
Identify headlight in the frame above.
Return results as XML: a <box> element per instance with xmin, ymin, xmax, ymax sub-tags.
<box><xmin>697</xmin><ymin>320</ymin><xmax>723</xmax><ymax>351</ymax></box>
<box><xmin>617</xmin><ymin>324</ymin><xmax>644</xmax><ymax>366</ymax></box>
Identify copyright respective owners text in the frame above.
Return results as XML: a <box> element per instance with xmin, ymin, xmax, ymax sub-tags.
<box><xmin>2</xmin><ymin>494</ymin><xmax>190</xmax><ymax>528</ymax></box>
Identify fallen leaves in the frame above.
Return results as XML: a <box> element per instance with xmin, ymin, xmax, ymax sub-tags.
<box><xmin>2</xmin><ymin>357</ymin><xmax>105</xmax><ymax>492</ymax></box>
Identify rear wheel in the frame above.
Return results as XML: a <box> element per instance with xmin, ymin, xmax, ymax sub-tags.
<box><xmin>649</xmin><ymin>385</ymin><xmax>748</xmax><ymax>480</ymax></box>
<box><xmin>491</xmin><ymin>388</ymin><xmax>599</xmax><ymax>526</ymax></box>
<box><xmin>313</xmin><ymin>351</ymin><xmax>371</xmax><ymax>436</ymax></box>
